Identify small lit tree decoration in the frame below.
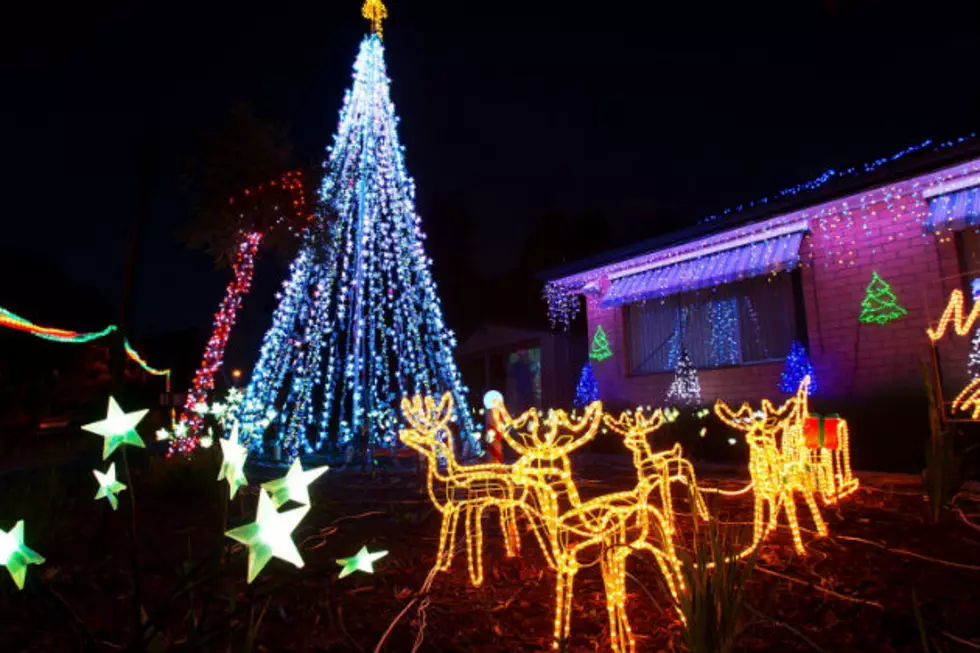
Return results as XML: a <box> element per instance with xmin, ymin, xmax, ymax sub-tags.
<box><xmin>225</xmin><ymin>489</ymin><xmax>309</xmax><ymax>583</ymax></box>
<box><xmin>0</xmin><ymin>521</ymin><xmax>44</xmax><ymax>590</ymax></box>
<box><xmin>93</xmin><ymin>463</ymin><xmax>127</xmax><ymax>510</ymax></box>
<box><xmin>261</xmin><ymin>459</ymin><xmax>328</xmax><ymax>508</ymax></box>
<box><xmin>82</xmin><ymin>397</ymin><xmax>148</xmax><ymax>460</ymax></box>
<box><xmin>218</xmin><ymin>423</ymin><xmax>249</xmax><ymax>499</ymax></box>
<box><xmin>574</xmin><ymin>361</ymin><xmax>600</xmax><ymax>407</ymax></box>
<box><xmin>778</xmin><ymin>340</ymin><xmax>817</xmax><ymax>395</ymax></box>
<box><xmin>665</xmin><ymin>349</ymin><xmax>702</xmax><ymax>407</ymax></box>
<box><xmin>714</xmin><ymin>377</ymin><xmax>828</xmax><ymax>556</ymax></box>
<box><xmin>337</xmin><ymin>545</ymin><xmax>388</xmax><ymax>578</ymax></box>
<box><xmin>859</xmin><ymin>271</ymin><xmax>907</xmax><ymax>325</ymax></box>
<box><xmin>590</xmin><ymin>325</ymin><xmax>613</xmax><ymax>362</ymax></box>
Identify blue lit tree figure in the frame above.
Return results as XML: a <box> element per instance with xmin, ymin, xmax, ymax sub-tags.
<box><xmin>574</xmin><ymin>362</ymin><xmax>600</xmax><ymax>408</ymax></box>
<box><xmin>237</xmin><ymin>5</ymin><xmax>478</xmax><ymax>460</ymax></box>
<box><xmin>778</xmin><ymin>340</ymin><xmax>817</xmax><ymax>395</ymax></box>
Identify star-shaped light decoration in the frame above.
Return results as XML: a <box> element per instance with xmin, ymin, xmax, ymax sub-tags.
<box><xmin>336</xmin><ymin>546</ymin><xmax>388</xmax><ymax>579</ymax></box>
<box><xmin>261</xmin><ymin>460</ymin><xmax>328</xmax><ymax>508</ymax></box>
<box><xmin>82</xmin><ymin>397</ymin><xmax>148</xmax><ymax>460</ymax></box>
<box><xmin>155</xmin><ymin>428</ymin><xmax>171</xmax><ymax>441</ymax></box>
<box><xmin>93</xmin><ymin>463</ymin><xmax>127</xmax><ymax>510</ymax></box>
<box><xmin>218</xmin><ymin>422</ymin><xmax>249</xmax><ymax>498</ymax></box>
<box><xmin>225</xmin><ymin>490</ymin><xmax>309</xmax><ymax>583</ymax></box>
<box><xmin>0</xmin><ymin>521</ymin><xmax>45</xmax><ymax>590</ymax></box>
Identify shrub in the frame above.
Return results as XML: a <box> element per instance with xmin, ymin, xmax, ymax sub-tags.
<box><xmin>673</xmin><ymin>518</ymin><xmax>756</xmax><ymax>653</ymax></box>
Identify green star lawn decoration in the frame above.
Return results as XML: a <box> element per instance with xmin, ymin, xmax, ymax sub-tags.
<box><xmin>93</xmin><ymin>463</ymin><xmax>127</xmax><ymax>510</ymax></box>
<box><xmin>261</xmin><ymin>460</ymin><xmax>329</xmax><ymax>508</ymax></box>
<box><xmin>225</xmin><ymin>490</ymin><xmax>309</xmax><ymax>583</ymax></box>
<box><xmin>859</xmin><ymin>271</ymin><xmax>908</xmax><ymax>325</ymax></box>
<box><xmin>589</xmin><ymin>325</ymin><xmax>613</xmax><ymax>361</ymax></box>
<box><xmin>82</xmin><ymin>396</ymin><xmax>148</xmax><ymax>460</ymax></box>
<box><xmin>218</xmin><ymin>423</ymin><xmax>249</xmax><ymax>498</ymax></box>
<box><xmin>336</xmin><ymin>546</ymin><xmax>388</xmax><ymax>579</ymax></box>
<box><xmin>0</xmin><ymin>521</ymin><xmax>44</xmax><ymax>590</ymax></box>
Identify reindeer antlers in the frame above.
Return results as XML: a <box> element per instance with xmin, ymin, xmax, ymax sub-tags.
<box><xmin>401</xmin><ymin>392</ymin><xmax>454</xmax><ymax>434</ymax></box>
<box><xmin>490</xmin><ymin>401</ymin><xmax>603</xmax><ymax>459</ymax></box>
<box><xmin>603</xmin><ymin>407</ymin><xmax>665</xmax><ymax>437</ymax></box>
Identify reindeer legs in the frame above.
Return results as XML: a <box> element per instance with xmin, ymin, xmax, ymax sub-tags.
<box><xmin>465</xmin><ymin>504</ymin><xmax>486</xmax><ymax>586</ymax></box>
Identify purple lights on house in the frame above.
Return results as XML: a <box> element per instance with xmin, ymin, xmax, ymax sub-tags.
<box><xmin>599</xmin><ymin>230</ymin><xmax>806</xmax><ymax>308</ymax></box>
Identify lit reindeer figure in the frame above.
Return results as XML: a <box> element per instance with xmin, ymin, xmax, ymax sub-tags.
<box><xmin>489</xmin><ymin>401</ymin><xmax>605</xmax><ymax>568</ymax></box>
<box><xmin>602</xmin><ymin>409</ymin><xmax>710</xmax><ymax>526</ymax></box>
<box><xmin>496</xmin><ymin>404</ymin><xmax>689</xmax><ymax>653</ymax></box>
<box><xmin>400</xmin><ymin>393</ymin><xmax>529</xmax><ymax>587</ymax></box>
<box><xmin>714</xmin><ymin>376</ymin><xmax>828</xmax><ymax>557</ymax></box>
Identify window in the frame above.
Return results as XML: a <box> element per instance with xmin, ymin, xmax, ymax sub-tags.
<box><xmin>627</xmin><ymin>273</ymin><xmax>800</xmax><ymax>375</ymax></box>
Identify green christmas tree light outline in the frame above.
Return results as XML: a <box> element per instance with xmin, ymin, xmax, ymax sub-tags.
<box><xmin>859</xmin><ymin>271</ymin><xmax>908</xmax><ymax>325</ymax></box>
<box><xmin>590</xmin><ymin>325</ymin><xmax>613</xmax><ymax>362</ymax></box>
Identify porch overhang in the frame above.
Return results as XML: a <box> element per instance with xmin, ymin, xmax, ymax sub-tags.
<box><xmin>599</xmin><ymin>223</ymin><xmax>808</xmax><ymax>308</ymax></box>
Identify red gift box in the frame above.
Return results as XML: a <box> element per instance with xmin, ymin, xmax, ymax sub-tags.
<box><xmin>804</xmin><ymin>414</ymin><xmax>840</xmax><ymax>450</ymax></box>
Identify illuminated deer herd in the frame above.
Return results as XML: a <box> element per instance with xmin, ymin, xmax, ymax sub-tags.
<box><xmin>399</xmin><ymin>376</ymin><xmax>858</xmax><ymax>653</ymax></box>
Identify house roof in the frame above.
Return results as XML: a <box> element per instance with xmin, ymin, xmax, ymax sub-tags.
<box><xmin>457</xmin><ymin>323</ymin><xmax>552</xmax><ymax>357</ymax></box>
<box><xmin>541</xmin><ymin>134</ymin><xmax>980</xmax><ymax>283</ymax></box>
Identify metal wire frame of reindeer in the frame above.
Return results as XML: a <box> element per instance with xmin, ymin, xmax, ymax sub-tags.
<box><xmin>400</xmin><ymin>376</ymin><xmax>856</xmax><ymax>653</ymax></box>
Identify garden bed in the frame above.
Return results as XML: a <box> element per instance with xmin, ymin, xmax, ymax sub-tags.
<box><xmin>2</xmin><ymin>455</ymin><xmax>978</xmax><ymax>652</ymax></box>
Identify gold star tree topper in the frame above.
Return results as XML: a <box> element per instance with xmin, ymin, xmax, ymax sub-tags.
<box><xmin>218</xmin><ymin>422</ymin><xmax>249</xmax><ymax>498</ymax></box>
<box><xmin>336</xmin><ymin>546</ymin><xmax>388</xmax><ymax>579</ymax></box>
<box><xmin>93</xmin><ymin>463</ymin><xmax>127</xmax><ymax>510</ymax></box>
<box><xmin>261</xmin><ymin>459</ymin><xmax>328</xmax><ymax>508</ymax></box>
<box><xmin>225</xmin><ymin>490</ymin><xmax>309</xmax><ymax>583</ymax></box>
<box><xmin>82</xmin><ymin>396</ymin><xmax>148</xmax><ymax>460</ymax></box>
<box><xmin>0</xmin><ymin>520</ymin><xmax>45</xmax><ymax>590</ymax></box>
<box><xmin>362</xmin><ymin>0</ymin><xmax>388</xmax><ymax>39</ymax></box>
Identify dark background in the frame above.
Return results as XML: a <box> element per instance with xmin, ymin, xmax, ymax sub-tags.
<box><xmin>2</xmin><ymin>0</ymin><xmax>979</xmax><ymax>380</ymax></box>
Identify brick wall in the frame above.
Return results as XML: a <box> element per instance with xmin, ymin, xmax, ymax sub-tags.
<box><xmin>584</xmin><ymin>181</ymin><xmax>969</xmax><ymax>410</ymax></box>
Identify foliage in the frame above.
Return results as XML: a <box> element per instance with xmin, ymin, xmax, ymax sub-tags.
<box><xmin>921</xmin><ymin>365</ymin><xmax>968</xmax><ymax>523</ymax></box>
<box><xmin>181</xmin><ymin>102</ymin><xmax>314</xmax><ymax>267</ymax></box>
<box><xmin>673</xmin><ymin>517</ymin><xmax>757</xmax><ymax>653</ymax></box>
<box><xmin>146</xmin><ymin>449</ymin><xmax>219</xmax><ymax>500</ymax></box>
<box><xmin>0</xmin><ymin>467</ymin><xmax>68</xmax><ymax>547</ymax></box>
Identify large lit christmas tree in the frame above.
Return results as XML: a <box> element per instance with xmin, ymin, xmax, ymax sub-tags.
<box><xmin>237</xmin><ymin>2</ymin><xmax>477</xmax><ymax>460</ymax></box>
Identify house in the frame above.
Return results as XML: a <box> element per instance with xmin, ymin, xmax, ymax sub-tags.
<box><xmin>541</xmin><ymin>139</ymin><xmax>980</xmax><ymax>468</ymax></box>
<box><xmin>457</xmin><ymin>324</ymin><xmax>584</xmax><ymax>412</ymax></box>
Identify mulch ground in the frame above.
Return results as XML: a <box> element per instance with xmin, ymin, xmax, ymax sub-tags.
<box><xmin>2</xmin><ymin>455</ymin><xmax>979</xmax><ymax>653</ymax></box>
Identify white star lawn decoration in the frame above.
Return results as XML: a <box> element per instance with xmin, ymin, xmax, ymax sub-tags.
<box><xmin>0</xmin><ymin>520</ymin><xmax>44</xmax><ymax>590</ymax></box>
<box><xmin>225</xmin><ymin>490</ymin><xmax>308</xmax><ymax>583</ymax></box>
<box><xmin>93</xmin><ymin>463</ymin><xmax>127</xmax><ymax>510</ymax></box>
<box><xmin>82</xmin><ymin>397</ymin><xmax>148</xmax><ymax>460</ymax></box>
<box><xmin>155</xmin><ymin>428</ymin><xmax>170</xmax><ymax>441</ymax></box>
<box><xmin>261</xmin><ymin>460</ymin><xmax>328</xmax><ymax>508</ymax></box>
<box><xmin>218</xmin><ymin>423</ymin><xmax>248</xmax><ymax>498</ymax></box>
<box><xmin>336</xmin><ymin>546</ymin><xmax>388</xmax><ymax>579</ymax></box>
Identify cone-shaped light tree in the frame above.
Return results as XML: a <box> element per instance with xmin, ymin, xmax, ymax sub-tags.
<box><xmin>237</xmin><ymin>5</ymin><xmax>477</xmax><ymax>460</ymax></box>
<box><xmin>574</xmin><ymin>362</ymin><xmax>600</xmax><ymax>407</ymax></box>
<box><xmin>665</xmin><ymin>349</ymin><xmax>702</xmax><ymax>407</ymax></box>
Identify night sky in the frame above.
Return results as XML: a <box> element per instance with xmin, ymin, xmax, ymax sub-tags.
<box><xmin>2</xmin><ymin>0</ymin><xmax>979</xmax><ymax>354</ymax></box>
